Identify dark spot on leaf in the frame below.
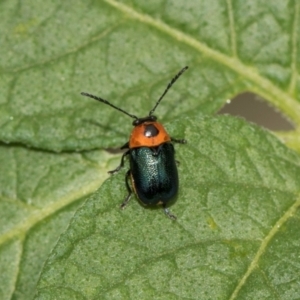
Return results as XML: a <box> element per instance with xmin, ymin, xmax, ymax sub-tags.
<box><xmin>218</xmin><ymin>92</ymin><xmax>294</xmax><ymax>131</ymax></box>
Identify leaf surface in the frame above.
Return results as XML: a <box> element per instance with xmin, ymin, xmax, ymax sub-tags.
<box><xmin>0</xmin><ymin>0</ymin><xmax>300</xmax><ymax>299</ymax></box>
<box><xmin>36</xmin><ymin>116</ymin><xmax>300</xmax><ymax>299</ymax></box>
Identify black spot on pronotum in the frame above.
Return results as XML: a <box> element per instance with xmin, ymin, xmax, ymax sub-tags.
<box><xmin>144</xmin><ymin>124</ymin><xmax>159</xmax><ymax>137</ymax></box>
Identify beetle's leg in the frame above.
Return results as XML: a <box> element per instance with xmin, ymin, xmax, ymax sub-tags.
<box><xmin>120</xmin><ymin>142</ymin><xmax>129</xmax><ymax>150</ymax></box>
<box><xmin>171</xmin><ymin>137</ymin><xmax>187</xmax><ymax>144</ymax></box>
<box><xmin>120</xmin><ymin>170</ymin><xmax>133</xmax><ymax>209</ymax></box>
<box><xmin>108</xmin><ymin>150</ymin><xmax>130</xmax><ymax>174</ymax></box>
<box><xmin>163</xmin><ymin>204</ymin><xmax>177</xmax><ymax>220</ymax></box>
<box><xmin>171</xmin><ymin>138</ymin><xmax>185</xmax><ymax>165</ymax></box>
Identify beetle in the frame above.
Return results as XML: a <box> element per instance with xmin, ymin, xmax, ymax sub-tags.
<box><xmin>81</xmin><ymin>66</ymin><xmax>188</xmax><ymax>219</ymax></box>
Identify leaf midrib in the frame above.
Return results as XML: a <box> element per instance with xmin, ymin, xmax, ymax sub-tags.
<box><xmin>100</xmin><ymin>1</ymin><xmax>300</xmax><ymax>297</ymax></box>
<box><xmin>103</xmin><ymin>0</ymin><xmax>300</xmax><ymax>127</ymax></box>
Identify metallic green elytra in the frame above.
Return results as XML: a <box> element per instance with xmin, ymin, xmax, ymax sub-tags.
<box><xmin>130</xmin><ymin>143</ymin><xmax>178</xmax><ymax>206</ymax></box>
<box><xmin>81</xmin><ymin>66</ymin><xmax>188</xmax><ymax>219</ymax></box>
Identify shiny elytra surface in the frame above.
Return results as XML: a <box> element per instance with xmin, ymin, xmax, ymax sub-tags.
<box><xmin>129</xmin><ymin>143</ymin><xmax>178</xmax><ymax>205</ymax></box>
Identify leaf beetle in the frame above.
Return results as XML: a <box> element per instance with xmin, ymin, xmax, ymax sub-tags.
<box><xmin>81</xmin><ymin>66</ymin><xmax>188</xmax><ymax>219</ymax></box>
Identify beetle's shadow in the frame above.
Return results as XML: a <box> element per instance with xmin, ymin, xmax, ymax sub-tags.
<box><xmin>137</xmin><ymin>195</ymin><xmax>178</xmax><ymax>213</ymax></box>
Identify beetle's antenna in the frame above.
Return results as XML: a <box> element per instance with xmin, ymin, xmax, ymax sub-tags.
<box><xmin>81</xmin><ymin>92</ymin><xmax>138</xmax><ymax>120</ymax></box>
<box><xmin>149</xmin><ymin>66</ymin><xmax>188</xmax><ymax>116</ymax></box>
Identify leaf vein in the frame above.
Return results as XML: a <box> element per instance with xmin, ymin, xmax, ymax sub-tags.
<box><xmin>0</xmin><ymin>180</ymin><xmax>102</xmax><ymax>248</ymax></box>
<box><xmin>226</xmin><ymin>0</ymin><xmax>237</xmax><ymax>57</ymax></box>
<box><xmin>288</xmin><ymin>0</ymin><xmax>299</xmax><ymax>95</ymax></box>
<box><xmin>103</xmin><ymin>0</ymin><xmax>300</xmax><ymax>126</ymax></box>
<box><xmin>229</xmin><ymin>194</ymin><xmax>300</xmax><ymax>299</ymax></box>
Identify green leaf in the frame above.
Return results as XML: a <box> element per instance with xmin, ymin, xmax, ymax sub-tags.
<box><xmin>1</xmin><ymin>0</ymin><xmax>300</xmax><ymax>299</ymax></box>
<box><xmin>1</xmin><ymin>0</ymin><xmax>300</xmax><ymax>151</ymax></box>
<box><xmin>35</xmin><ymin>116</ymin><xmax>300</xmax><ymax>299</ymax></box>
<box><xmin>0</xmin><ymin>146</ymin><xmax>112</xmax><ymax>300</ymax></box>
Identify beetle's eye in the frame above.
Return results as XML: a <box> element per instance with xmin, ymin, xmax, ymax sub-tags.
<box><xmin>144</xmin><ymin>124</ymin><xmax>159</xmax><ymax>137</ymax></box>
